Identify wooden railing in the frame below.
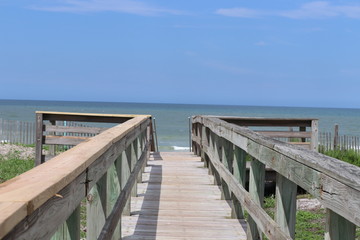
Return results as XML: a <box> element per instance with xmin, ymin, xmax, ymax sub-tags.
<box><xmin>213</xmin><ymin>116</ymin><xmax>319</xmax><ymax>151</ymax></box>
<box><xmin>0</xmin><ymin>113</ymin><xmax>154</xmax><ymax>239</ymax></box>
<box><xmin>192</xmin><ymin>115</ymin><xmax>360</xmax><ymax>240</ymax></box>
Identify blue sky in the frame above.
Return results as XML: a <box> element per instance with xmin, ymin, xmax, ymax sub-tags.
<box><xmin>0</xmin><ymin>1</ymin><xmax>359</xmax><ymax>108</ymax></box>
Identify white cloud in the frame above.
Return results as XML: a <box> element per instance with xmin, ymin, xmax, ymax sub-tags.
<box><xmin>30</xmin><ymin>0</ymin><xmax>183</xmax><ymax>16</ymax></box>
<box><xmin>215</xmin><ymin>8</ymin><xmax>262</xmax><ymax>18</ymax></box>
<box><xmin>280</xmin><ymin>1</ymin><xmax>360</xmax><ymax>19</ymax></box>
<box><xmin>216</xmin><ymin>1</ymin><xmax>360</xmax><ymax>19</ymax></box>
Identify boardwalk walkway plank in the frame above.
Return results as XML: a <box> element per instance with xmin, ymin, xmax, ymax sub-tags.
<box><xmin>122</xmin><ymin>152</ymin><xmax>247</xmax><ymax>240</ymax></box>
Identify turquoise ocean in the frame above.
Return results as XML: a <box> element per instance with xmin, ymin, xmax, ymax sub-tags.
<box><xmin>1</xmin><ymin>99</ymin><xmax>360</xmax><ymax>151</ymax></box>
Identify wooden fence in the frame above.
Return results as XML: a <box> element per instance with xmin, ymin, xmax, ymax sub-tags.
<box><xmin>192</xmin><ymin>115</ymin><xmax>360</xmax><ymax>240</ymax></box>
<box><xmin>0</xmin><ymin>118</ymin><xmax>36</xmax><ymax>145</ymax></box>
<box><xmin>0</xmin><ymin>118</ymin><xmax>96</xmax><ymax>146</ymax></box>
<box><xmin>319</xmin><ymin>125</ymin><xmax>360</xmax><ymax>152</ymax></box>
<box><xmin>0</xmin><ymin>113</ymin><xmax>154</xmax><ymax>239</ymax></box>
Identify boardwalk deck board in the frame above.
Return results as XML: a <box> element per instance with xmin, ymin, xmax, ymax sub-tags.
<box><xmin>122</xmin><ymin>152</ymin><xmax>247</xmax><ymax>240</ymax></box>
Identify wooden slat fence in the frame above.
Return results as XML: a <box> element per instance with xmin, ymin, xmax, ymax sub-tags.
<box><xmin>0</xmin><ymin>119</ymin><xmax>95</xmax><ymax>146</ymax></box>
<box><xmin>0</xmin><ymin>118</ymin><xmax>36</xmax><ymax>145</ymax></box>
<box><xmin>319</xmin><ymin>131</ymin><xmax>360</xmax><ymax>152</ymax></box>
<box><xmin>0</xmin><ymin>112</ymin><xmax>154</xmax><ymax>239</ymax></box>
<box><xmin>192</xmin><ymin>115</ymin><xmax>360</xmax><ymax>240</ymax></box>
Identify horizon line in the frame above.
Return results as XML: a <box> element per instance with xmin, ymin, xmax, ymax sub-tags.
<box><xmin>0</xmin><ymin>98</ymin><xmax>359</xmax><ymax>111</ymax></box>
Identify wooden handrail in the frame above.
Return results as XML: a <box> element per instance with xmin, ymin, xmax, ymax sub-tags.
<box><xmin>0</xmin><ymin>114</ymin><xmax>152</xmax><ymax>239</ymax></box>
<box><xmin>192</xmin><ymin>115</ymin><xmax>360</xmax><ymax>240</ymax></box>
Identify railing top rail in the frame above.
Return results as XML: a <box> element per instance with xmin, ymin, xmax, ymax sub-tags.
<box><xmin>196</xmin><ymin>115</ymin><xmax>318</xmax><ymax>127</ymax></box>
<box><xmin>0</xmin><ymin>115</ymin><xmax>151</xmax><ymax>238</ymax></box>
<box><xmin>37</xmin><ymin>111</ymin><xmax>151</xmax><ymax>123</ymax></box>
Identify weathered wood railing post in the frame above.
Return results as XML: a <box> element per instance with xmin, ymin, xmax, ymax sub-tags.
<box><xmin>87</xmin><ymin>173</ymin><xmax>108</xmax><ymax>239</ymax></box>
<box><xmin>211</xmin><ymin>133</ymin><xmax>222</xmax><ymax>186</ymax></box>
<box><xmin>333</xmin><ymin>124</ymin><xmax>339</xmax><ymax>150</ymax></box>
<box><xmin>247</xmin><ymin>158</ymin><xmax>265</xmax><ymax>240</ymax></box>
<box><xmin>51</xmin><ymin>206</ymin><xmax>81</xmax><ymax>240</ymax></box>
<box><xmin>122</xmin><ymin>148</ymin><xmax>131</xmax><ymax>216</ymax></box>
<box><xmin>275</xmin><ymin>174</ymin><xmax>297</xmax><ymax>238</ymax></box>
<box><xmin>325</xmin><ymin>209</ymin><xmax>356</xmax><ymax>240</ymax></box>
<box><xmin>35</xmin><ymin>112</ymin><xmax>44</xmax><ymax>165</ymax></box>
<box><xmin>311</xmin><ymin>119</ymin><xmax>319</xmax><ymax>151</ymax></box>
<box><xmin>220</xmin><ymin>137</ymin><xmax>233</xmax><ymax>201</ymax></box>
<box><xmin>232</xmin><ymin>147</ymin><xmax>247</xmax><ymax>219</ymax></box>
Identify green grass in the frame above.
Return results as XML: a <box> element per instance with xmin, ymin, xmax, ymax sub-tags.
<box><xmin>0</xmin><ymin>151</ymin><xmax>34</xmax><ymax>183</ymax></box>
<box><xmin>320</xmin><ymin>148</ymin><xmax>360</xmax><ymax>167</ymax></box>
<box><xmin>262</xmin><ymin>195</ymin><xmax>325</xmax><ymax>240</ymax></box>
<box><xmin>295</xmin><ymin>210</ymin><xmax>325</xmax><ymax>240</ymax></box>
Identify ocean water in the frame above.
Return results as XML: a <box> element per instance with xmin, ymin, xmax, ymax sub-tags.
<box><xmin>1</xmin><ymin>99</ymin><xmax>360</xmax><ymax>151</ymax></box>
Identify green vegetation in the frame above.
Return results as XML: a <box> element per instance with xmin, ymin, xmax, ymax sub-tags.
<box><xmin>262</xmin><ymin>195</ymin><xmax>325</xmax><ymax>240</ymax></box>
<box><xmin>0</xmin><ymin>150</ymin><xmax>34</xmax><ymax>183</ymax></box>
<box><xmin>320</xmin><ymin>148</ymin><xmax>360</xmax><ymax>167</ymax></box>
<box><xmin>295</xmin><ymin>210</ymin><xmax>325</xmax><ymax>240</ymax></box>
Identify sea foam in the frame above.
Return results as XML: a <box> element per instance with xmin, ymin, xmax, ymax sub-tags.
<box><xmin>173</xmin><ymin>146</ymin><xmax>190</xmax><ymax>151</ymax></box>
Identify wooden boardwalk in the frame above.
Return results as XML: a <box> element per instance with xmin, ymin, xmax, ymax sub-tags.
<box><xmin>122</xmin><ymin>152</ymin><xmax>247</xmax><ymax>240</ymax></box>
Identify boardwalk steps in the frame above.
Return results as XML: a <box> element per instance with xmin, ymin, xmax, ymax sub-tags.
<box><xmin>122</xmin><ymin>152</ymin><xmax>247</xmax><ymax>240</ymax></box>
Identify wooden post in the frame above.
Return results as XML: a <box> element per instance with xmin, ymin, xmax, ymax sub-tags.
<box><xmin>247</xmin><ymin>158</ymin><xmax>265</xmax><ymax>240</ymax></box>
<box><xmin>232</xmin><ymin>146</ymin><xmax>247</xmax><ymax>219</ymax></box>
<box><xmin>87</xmin><ymin>173</ymin><xmax>107</xmax><ymax>240</ymax></box>
<box><xmin>275</xmin><ymin>173</ymin><xmax>297</xmax><ymax>238</ymax></box>
<box><xmin>311</xmin><ymin>120</ymin><xmax>319</xmax><ymax>152</ymax></box>
<box><xmin>200</xmin><ymin>124</ymin><xmax>206</xmax><ymax>162</ymax></box>
<box><xmin>51</xmin><ymin>206</ymin><xmax>80</xmax><ymax>240</ymax></box>
<box><xmin>325</xmin><ymin>209</ymin><xmax>355</xmax><ymax>240</ymax></box>
<box><xmin>35</xmin><ymin>112</ymin><xmax>44</xmax><ymax>166</ymax></box>
<box><xmin>136</xmin><ymin>137</ymin><xmax>143</xmax><ymax>184</ymax></box>
<box><xmin>122</xmin><ymin>149</ymin><xmax>131</xmax><ymax>216</ymax></box>
<box><xmin>107</xmin><ymin>158</ymin><xmax>122</xmax><ymax>239</ymax></box>
<box><xmin>129</xmin><ymin>142</ymin><xmax>137</xmax><ymax>197</ymax></box>
<box><xmin>333</xmin><ymin>124</ymin><xmax>339</xmax><ymax>150</ymax></box>
<box><xmin>221</xmin><ymin>138</ymin><xmax>232</xmax><ymax>200</ymax></box>
<box><xmin>212</xmin><ymin>134</ymin><xmax>221</xmax><ymax>186</ymax></box>
<box><xmin>299</xmin><ymin>126</ymin><xmax>306</xmax><ymax>143</ymax></box>
<box><xmin>288</xmin><ymin>127</ymin><xmax>293</xmax><ymax>142</ymax></box>
<box><xmin>49</xmin><ymin>120</ymin><xmax>56</xmax><ymax>157</ymax></box>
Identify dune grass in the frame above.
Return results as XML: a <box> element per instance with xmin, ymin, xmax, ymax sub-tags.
<box><xmin>0</xmin><ymin>150</ymin><xmax>34</xmax><ymax>183</ymax></box>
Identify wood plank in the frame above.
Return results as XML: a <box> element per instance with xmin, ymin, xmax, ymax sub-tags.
<box><xmin>325</xmin><ymin>209</ymin><xmax>356</xmax><ymax>240</ymax></box>
<box><xmin>3</xmin><ymin>172</ymin><xmax>86</xmax><ymax>239</ymax></box>
<box><xmin>0</xmin><ymin>202</ymin><xmax>27</xmax><ymax>239</ymax></box>
<box><xmin>45</xmin><ymin>125</ymin><xmax>106</xmax><ymax>134</ymax></box>
<box><xmin>311</xmin><ymin>119</ymin><xmax>319</xmax><ymax>151</ymax></box>
<box><xmin>37</xmin><ymin>111</ymin><xmax>150</xmax><ymax>123</ymax></box>
<box><xmin>275</xmin><ymin>173</ymin><xmax>297</xmax><ymax>239</ymax></box>
<box><xmin>257</xmin><ymin>131</ymin><xmax>311</xmax><ymax>138</ymax></box>
<box><xmin>107</xmin><ymin>159</ymin><xmax>122</xmax><ymax>240</ymax></box>
<box><xmin>217</xmin><ymin>117</ymin><xmax>315</xmax><ymax>127</ymax></box>
<box><xmin>51</xmin><ymin>206</ymin><xmax>80</xmax><ymax>240</ymax></box>
<box><xmin>35</xmin><ymin>112</ymin><xmax>44</xmax><ymax>165</ymax></box>
<box><xmin>122</xmin><ymin>152</ymin><xmax>247</xmax><ymax>240</ymax></box>
<box><xmin>232</xmin><ymin>146</ymin><xmax>247</xmax><ymax>219</ymax></box>
<box><xmin>44</xmin><ymin>136</ymin><xmax>89</xmax><ymax>145</ymax></box>
<box><xmin>247</xmin><ymin>158</ymin><xmax>265</xmax><ymax>240</ymax></box>
<box><xmin>87</xmin><ymin>173</ymin><xmax>107</xmax><ymax>240</ymax></box>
